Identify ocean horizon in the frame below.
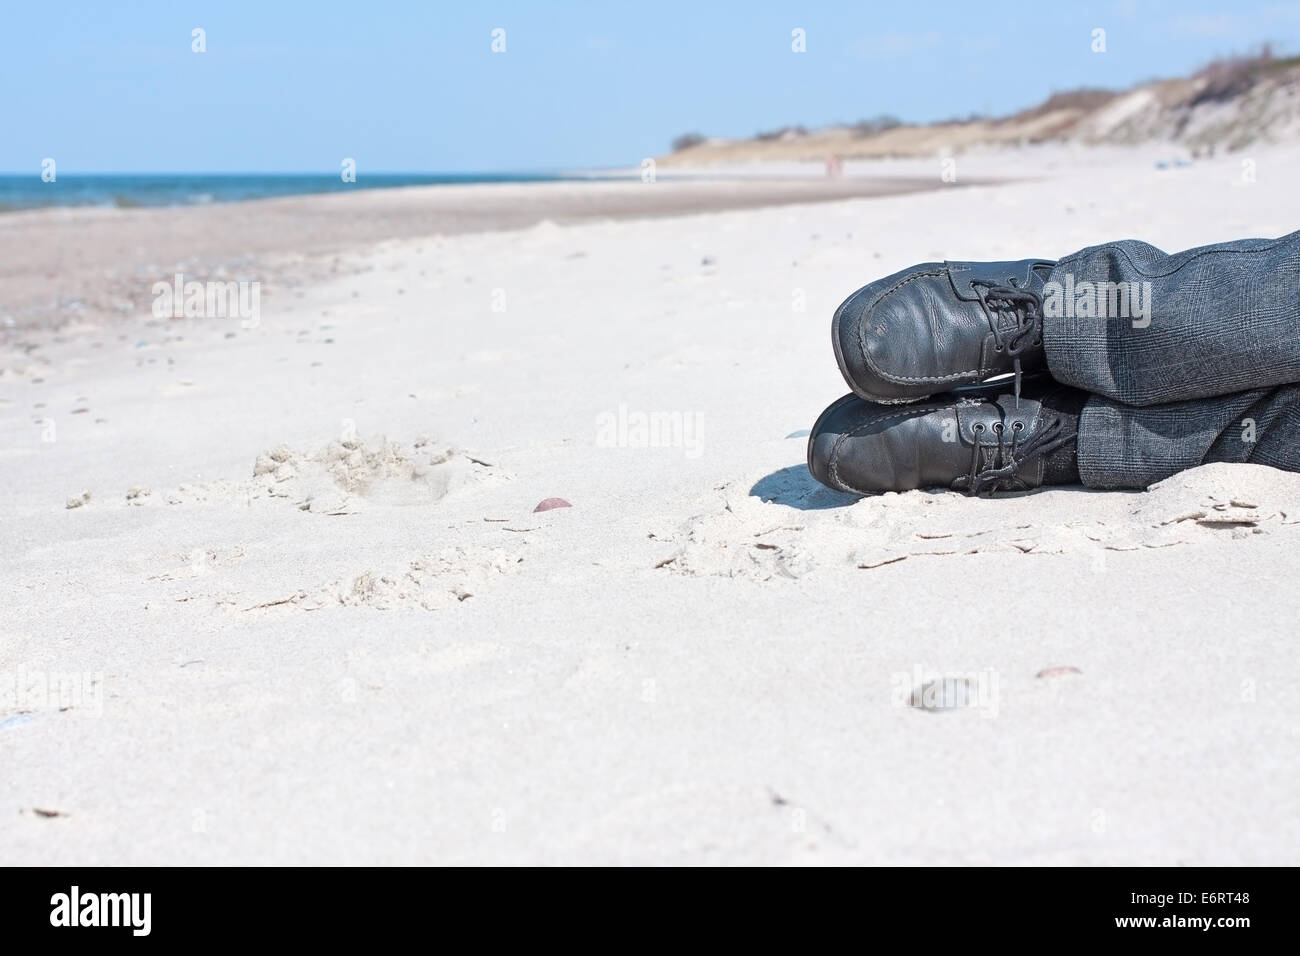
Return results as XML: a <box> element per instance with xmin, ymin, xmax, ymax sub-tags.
<box><xmin>0</xmin><ymin>171</ymin><xmax>617</xmax><ymax>213</ymax></box>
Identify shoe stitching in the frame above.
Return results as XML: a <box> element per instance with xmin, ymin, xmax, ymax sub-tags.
<box><xmin>845</xmin><ymin>269</ymin><xmax>985</xmax><ymax>386</ymax></box>
<box><xmin>827</xmin><ymin>404</ymin><xmax>942</xmax><ymax>493</ymax></box>
<box><xmin>947</xmin><ymin>259</ymin><xmax>1052</xmax><ymax>277</ymax></box>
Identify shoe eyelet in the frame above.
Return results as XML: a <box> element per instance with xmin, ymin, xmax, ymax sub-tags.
<box><xmin>991</xmin><ymin>422</ymin><xmax>1004</xmax><ymax>434</ymax></box>
<box><xmin>973</xmin><ymin>423</ymin><xmax>986</xmax><ymax>433</ymax></box>
<box><xmin>1012</xmin><ymin>421</ymin><xmax>1025</xmax><ymax>431</ymax></box>
<box><xmin>994</xmin><ymin>345</ymin><xmax>1004</xmax><ymax>352</ymax></box>
<box><xmin>1033</xmin><ymin>339</ymin><xmax>1042</xmax><ymax>347</ymax></box>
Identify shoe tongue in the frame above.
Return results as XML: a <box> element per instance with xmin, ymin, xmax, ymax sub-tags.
<box><xmin>992</xmin><ymin>393</ymin><xmax>1043</xmax><ymax>431</ymax></box>
<box><xmin>945</xmin><ymin>259</ymin><xmax>1052</xmax><ymax>300</ymax></box>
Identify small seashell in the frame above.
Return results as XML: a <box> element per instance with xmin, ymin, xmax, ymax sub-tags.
<box><xmin>533</xmin><ymin>497</ymin><xmax>571</xmax><ymax>513</ymax></box>
<box><xmin>1036</xmin><ymin>666</ymin><xmax>1082</xmax><ymax>679</ymax></box>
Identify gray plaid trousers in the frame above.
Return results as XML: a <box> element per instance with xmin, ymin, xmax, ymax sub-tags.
<box><xmin>1041</xmin><ymin>230</ymin><xmax>1300</xmax><ymax>489</ymax></box>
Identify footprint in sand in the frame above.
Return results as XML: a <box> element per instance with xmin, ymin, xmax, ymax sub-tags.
<box><xmin>143</xmin><ymin>433</ymin><xmax>506</xmax><ymax>513</ymax></box>
<box><xmin>242</xmin><ymin>545</ymin><xmax>526</xmax><ymax>613</ymax></box>
<box><xmin>129</xmin><ymin>433</ymin><xmax>520</xmax><ymax>613</ymax></box>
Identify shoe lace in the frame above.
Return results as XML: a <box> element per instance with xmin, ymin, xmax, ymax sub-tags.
<box><xmin>953</xmin><ymin>413</ymin><xmax>1076</xmax><ymax>497</ymax></box>
<box><xmin>970</xmin><ymin>280</ymin><xmax>1044</xmax><ymax>405</ymax></box>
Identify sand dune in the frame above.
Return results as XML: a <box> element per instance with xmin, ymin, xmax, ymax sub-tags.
<box><xmin>661</xmin><ymin>54</ymin><xmax>1300</xmax><ymax>166</ymax></box>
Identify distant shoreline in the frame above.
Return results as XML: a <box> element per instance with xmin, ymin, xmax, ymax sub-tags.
<box><xmin>0</xmin><ymin>173</ymin><xmax>960</xmax><ymax>330</ymax></box>
<box><xmin>0</xmin><ymin>172</ymin><xmax>604</xmax><ymax>214</ymax></box>
<box><xmin>0</xmin><ymin>167</ymin><xmax>1003</xmax><ymax>214</ymax></box>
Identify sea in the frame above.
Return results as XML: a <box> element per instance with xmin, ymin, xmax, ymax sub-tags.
<box><xmin>0</xmin><ymin>172</ymin><xmax>603</xmax><ymax>213</ymax></box>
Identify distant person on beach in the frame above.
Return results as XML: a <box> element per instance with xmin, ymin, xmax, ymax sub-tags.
<box><xmin>808</xmin><ymin>232</ymin><xmax>1300</xmax><ymax>495</ymax></box>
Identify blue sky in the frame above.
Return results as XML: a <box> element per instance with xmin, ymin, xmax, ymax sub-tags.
<box><xmin>3</xmin><ymin>0</ymin><xmax>1298</xmax><ymax>172</ymax></box>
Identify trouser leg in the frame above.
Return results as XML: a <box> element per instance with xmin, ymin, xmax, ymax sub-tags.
<box><xmin>1077</xmin><ymin>384</ymin><xmax>1300</xmax><ymax>489</ymax></box>
<box><xmin>1043</xmin><ymin>230</ymin><xmax>1300</xmax><ymax>406</ymax></box>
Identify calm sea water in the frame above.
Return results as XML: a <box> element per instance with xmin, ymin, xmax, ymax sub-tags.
<box><xmin>0</xmin><ymin>172</ymin><xmax>597</xmax><ymax>212</ymax></box>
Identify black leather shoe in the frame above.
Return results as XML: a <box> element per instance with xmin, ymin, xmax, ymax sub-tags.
<box><xmin>807</xmin><ymin>379</ymin><xmax>1077</xmax><ymax>496</ymax></box>
<box><xmin>832</xmin><ymin>258</ymin><xmax>1055</xmax><ymax>404</ymax></box>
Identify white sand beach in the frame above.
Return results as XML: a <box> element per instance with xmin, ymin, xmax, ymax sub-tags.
<box><xmin>3</xmin><ymin>144</ymin><xmax>1298</xmax><ymax>864</ymax></box>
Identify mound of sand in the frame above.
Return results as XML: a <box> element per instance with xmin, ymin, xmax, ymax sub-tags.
<box><xmin>658</xmin><ymin>463</ymin><xmax>1300</xmax><ymax>580</ymax></box>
